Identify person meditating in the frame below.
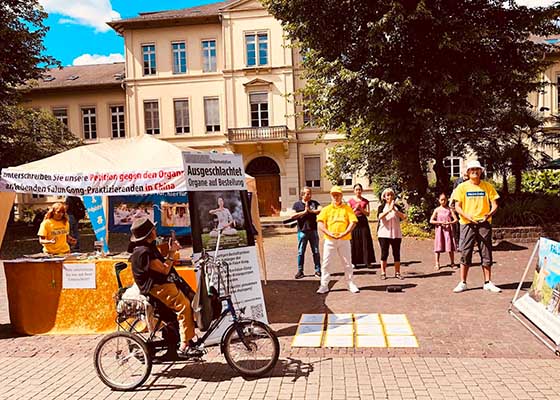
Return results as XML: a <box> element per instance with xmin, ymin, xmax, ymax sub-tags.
<box><xmin>37</xmin><ymin>202</ymin><xmax>77</xmax><ymax>254</ymax></box>
<box><xmin>209</xmin><ymin>197</ymin><xmax>237</xmax><ymax>237</ymax></box>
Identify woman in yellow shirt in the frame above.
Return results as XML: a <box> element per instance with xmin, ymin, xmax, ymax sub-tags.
<box><xmin>37</xmin><ymin>203</ymin><xmax>77</xmax><ymax>254</ymax></box>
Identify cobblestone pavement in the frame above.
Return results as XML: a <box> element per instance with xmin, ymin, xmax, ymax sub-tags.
<box><xmin>1</xmin><ymin>231</ymin><xmax>560</xmax><ymax>399</ymax></box>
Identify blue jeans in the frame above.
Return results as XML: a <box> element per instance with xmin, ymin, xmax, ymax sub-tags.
<box><xmin>68</xmin><ymin>214</ymin><xmax>80</xmax><ymax>251</ymax></box>
<box><xmin>297</xmin><ymin>230</ymin><xmax>321</xmax><ymax>273</ymax></box>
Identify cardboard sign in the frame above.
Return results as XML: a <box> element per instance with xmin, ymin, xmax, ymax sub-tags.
<box><xmin>62</xmin><ymin>263</ymin><xmax>96</xmax><ymax>289</ymax></box>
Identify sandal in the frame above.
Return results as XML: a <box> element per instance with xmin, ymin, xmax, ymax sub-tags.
<box><xmin>434</xmin><ymin>264</ymin><xmax>441</xmax><ymax>271</ymax></box>
<box><xmin>380</xmin><ymin>273</ymin><xmax>387</xmax><ymax>280</ymax></box>
<box><xmin>395</xmin><ymin>273</ymin><xmax>404</xmax><ymax>280</ymax></box>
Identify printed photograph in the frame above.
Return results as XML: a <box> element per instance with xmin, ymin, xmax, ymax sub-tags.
<box><xmin>113</xmin><ymin>203</ymin><xmax>154</xmax><ymax>226</ymax></box>
<box><xmin>161</xmin><ymin>202</ymin><xmax>190</xmax><ymax>227</ymax></box>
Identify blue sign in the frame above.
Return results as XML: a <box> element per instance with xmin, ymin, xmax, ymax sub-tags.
<box><xmin>83</xmin><ymin>195</ymin><xmax>109</xmax><ymax>253</ymax></box>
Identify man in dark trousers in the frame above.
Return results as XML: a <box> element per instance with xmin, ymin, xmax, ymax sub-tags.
<box><xmin>291</xmin><ymin>187</ymin><xmax>322</xmax><ymax>279</ymax></box>
<box><xmin>65</xmin><ymin>196</ymin><xmax>86</xmax><ymax>252</ymax></box>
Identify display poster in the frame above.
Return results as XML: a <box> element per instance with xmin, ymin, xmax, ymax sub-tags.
<box><xmin>513</xmin><ymin>238</ymin><xmax>560</xmax><ymax>345</ymax></box>
<box><xmin>183</xmin><ymin>151</ymin><xmax>268</xmax><ymax>344</ymax></box>
<box><xmin>62</xmin><ymin>263</ymin><xmax>96</xmax><ymax>289</ymax></box>
<box><xmin>82</xmin><ymin>195</ymin><xmax>109</xmax><ymax>253</ymax></box>
<box><xmin>108</xmin><ymin>192</ymin><xmax>191</xmax><ymax>237</ymax></box>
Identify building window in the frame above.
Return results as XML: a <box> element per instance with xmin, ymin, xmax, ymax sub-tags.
<box><xmin>204</xmin><ymin>97</ymin><xmax>220</xmax><ymax>132</ymax></box>
<box><xmin>444</xmin><ymin>153</ymin><xmax>462</xmax><ymax>178</ymax></box>
<box><xmin>202</xmin><ymin>40</ymin><xmax>216</xmax><ymax>72</ymax></box>
<box><xmin>302</xmin><ymin>96</ymin><xmax>316</xmax><ymax>127</ymax></box>
<box><xmin>32</xmin><ymin>194</ymin><xmax>45</xmax><ymax>199</ymax></box>
<box><xmin>144</xmin><ymin>101</ymin><xmax>160</xmax><ymax>135</ymax></box>
<box><xmin>304</xmin><ymin>156</ymin><xmax>321</xmax><ymax>188</ymax></box>
<box><xmin>53</xmin><ymin>108</ymin><xmax>68</xmax><ymax>127</ymax></box>
<box><xmin>245</xmin><ymin>32</ymin><xmax>268</xmax><ymax>67</ymax></box>
<box><xmin>250</xmin><ymin>92</ymin><xmax>269</xmax><ymax>127</ymax></box>
<box><xmin>110</xmin><ymin>105</ymin><xmax>125</xmax><ymax>138</ymax></box>
<box><xmin>172</xmin><ymin>42</ymin><xmax>187</xmax><ymax>74</ymax></box>
<box><xmin>337</xmin><ymin>173</ymin><xmax>353</xmax><ymax>187</ymax></box>
<box><xmin>81</xmin><ymin>107</ymin><xmax>96</xmax><ymax>140</ymax></box>
<box><xmin>142</xmin><ymin>44</ymin><xmax>156</xmax><ymax>75</ymax></box>
<box><xmin>174</xmin><ymin>99</ymin><xmax>190</xmax><ymax>134</ymax></box>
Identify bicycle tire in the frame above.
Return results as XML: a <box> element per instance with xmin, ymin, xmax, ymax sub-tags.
<box><xmin>222</xmin><ymin>320</ymin><xmax>279</xmax><ymax>377</ymax></box>
<box><xmin>93</xmin><ymin>331</ymin><xmax>152</xmax><ymax>391</ymax></box>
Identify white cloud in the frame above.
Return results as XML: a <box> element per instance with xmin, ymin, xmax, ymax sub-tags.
<box><xmin>40</xmin><ymin>0</ymin><xmax>121</xmax><ymax>32</ymax></box>
<box><xmin>515</xmin><ymin>0</ymin><xmax>557</xmax><ymax>7</ymax></box>
<box><xmin>72</xmin><ymin>53</ymin><xmax>125</xmax><ymax>66</ymax></box>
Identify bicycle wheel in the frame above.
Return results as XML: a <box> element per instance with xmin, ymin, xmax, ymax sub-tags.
<box><xmin>94</xmin><ymin>331</ymin><xmax>152</xmax><ymax>391</ymax></box>
<box><xmin>222</xmin><ymin>320</ymin><xmax>279</xmax><ymax>377</ymax></box>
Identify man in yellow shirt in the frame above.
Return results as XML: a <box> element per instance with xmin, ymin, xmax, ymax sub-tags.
<box><xmin>452</xmin><ymin>160</ymin><xmax>500</xmax><ymax>293</ymax></box>
<box><xmin>316</xmin><ymin>186</ymin><xmax>359</xmax><ymax>294</ymax></box>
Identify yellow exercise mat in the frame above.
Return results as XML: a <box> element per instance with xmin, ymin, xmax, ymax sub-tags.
<box><xmin>328</xmin><ymin>313</ymin><xmax>353</xmax><ymax>324</ymax></box>
<box><xmin>326</xmin><ymin>324</ymin><xmax>354</xmax><ymax>335</ymax></box>
<box><xmin>323</xmin><ymin>334</ymin><xmax>354</xmax><ymax>347</ymax></box>
<box><xmin>298</xmin><ymin>314</ymin><xmax>326</xmax><ymax>324</ymax></box>
<box><xmin>355</xmin><ymin>324</ymin><xmax>384</xmax><ymax>336</ymax></box>
<box><xmin>355</xmin><ymin>335</ymin><xmax>387</xmax><ymax>348</ymax></box>
<box><xmin>383</xmin><ymin>324</ymin><xmax>414</xmax><ymax>336</ymax></box>
<box><xmin>354</xmin><ymin>313</ymin><xmax>381</xmax><ymax>325</ymax></box>
<box><xmin>386</xmin><ymin>335</ymin><xmax>419</xmax><ymax>348</ymax></box>
<box><xmin>295</xmin><ymin>324</ymin><xmax>324</xmax><ymax>336</ymax></box>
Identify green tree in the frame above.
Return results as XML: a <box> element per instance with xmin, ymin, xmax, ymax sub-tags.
<box><xmin>0</xmin><ymin>105</ymin><xmax>82</xmax><ymax>169</ymax></box>
<box><xmin>263</xmin><ymin>0</ymin><xmax>560</xmax><ymax>201</ymax></box>
<box><xmin>0</xmin><ymin>0</ymin><xmax>59</xmax><ymax>98</ymax></box>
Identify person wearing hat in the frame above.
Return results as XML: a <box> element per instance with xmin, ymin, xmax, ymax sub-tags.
<box><xmin>316</xmin><ymin>185</ymin><xmax>360</xmax><ymax>294</ymax></box>
<box><xmin>451</xmin><ymin>160</ymin><xmax>501</xmax><ymax>293</ymax></box>
<box><xmin>128</xmin><ymin>217</ymin><xmax>200</xmax><ymax>356</ymax></box>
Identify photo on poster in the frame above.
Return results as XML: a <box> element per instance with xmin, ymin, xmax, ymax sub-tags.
<box><xmin>528</xmin><ymin>241</ymin><xmax>560</xmax><ymax>316</ymax></box>
<box><xmin>188</xmin><ymin>190</ymin><xmax>254</xmax><ymax>252</ymax></box>
<box><xmin>161</xmin><ymin>203</ymin><xmax>190</xmax><ymax>227</ymax></box>
<box><xmin>113</xmin><ymin>202</ymin><xmax>154</xmax><ymax>225</ymax></box>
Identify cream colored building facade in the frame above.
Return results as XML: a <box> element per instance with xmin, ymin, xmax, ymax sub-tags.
<box><xmin>19</xmin><ymin>0</ymin><xmax>559</xmax><ymax>216</ymax></box>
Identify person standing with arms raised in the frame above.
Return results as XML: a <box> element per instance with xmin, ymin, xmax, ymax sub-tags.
<box><xmin>291</xmin><ymin>187</ymin><xmax>322</xmax><ymax>279</ymax></box>
<box><xmin>316</xmin><ymin>186</ymin><xmax>359</xmax><ymax>294</ymax></box>
<box><xmin>452</xmin><ymin>160</ymin><xmax>501</xmax><ymax>293</ymax></box>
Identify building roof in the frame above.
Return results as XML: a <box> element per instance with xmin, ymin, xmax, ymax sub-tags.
<box><xmin>108</xmin><ymin>0</ymin><xmax>236</xmax><ymax>33</ymax></box>
<box><xmin>23</xmin><ymin>63</ymin><xmax>125</xmax><ymax>92</ymax></box>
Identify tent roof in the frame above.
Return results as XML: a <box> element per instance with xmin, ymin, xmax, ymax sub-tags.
<box><xmin>14</xmin><ymin>135</ymin><xmax>196</xmax><ymax>173</ymax></box>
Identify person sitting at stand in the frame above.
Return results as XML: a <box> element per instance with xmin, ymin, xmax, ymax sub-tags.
<box><xmin>128</xmin><ymin>217</ymin><xmax>201</xmax><ymax>357</ymax></box>
<box><xmin>209</xmin><ymin>197</ymin><xmax>237</xmax><ymax>237</ymax></box>
<box><xmin>37</xmin><ymin>203</ymin><xmax>77</xmax><ymax>255</ymax></box>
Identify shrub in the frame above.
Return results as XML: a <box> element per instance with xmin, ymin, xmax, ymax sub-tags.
<box><xmin>492</xmin><ymin>194</ymin><xmax>560</xmax><ymax>227</ymax></box>
<box><xmin>522</xmin><ymin>170</ymin><xmax>560</xmax><ymax>196</ymax></box>
<box><xmin>401</xmin><ymin>221</ymin><xmax>432</xmax><ymax>239</ymax></box>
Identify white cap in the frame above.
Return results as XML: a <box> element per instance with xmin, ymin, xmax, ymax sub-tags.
<box><xmin>466</xmin><ymin>160</ymin><xmax>484</xmax><ymax>172</ymax></box>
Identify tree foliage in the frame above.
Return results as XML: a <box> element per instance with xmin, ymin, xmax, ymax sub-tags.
<box><xmin>0</xmin><ymin>104</ymin><xmax>82</xmax><ymax>169</ymax></box>
<box><xmin>0</xmin><ymin>0</ymin><xmax>59</xmax><ymax>98</ymax></box>
<box><xmin>263</xmin><ymin>0</ymin><xmax>560</xmax><ymax>200</ymax></box>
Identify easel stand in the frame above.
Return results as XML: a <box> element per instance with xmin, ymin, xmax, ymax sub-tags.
<box><xmin>509</xmin><ymin>240</ymin><xmax>560</xmax><ymax>356</ymax></box>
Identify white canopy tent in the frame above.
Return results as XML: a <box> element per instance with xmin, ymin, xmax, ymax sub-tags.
<box><xmin>0</xmin><ymin>135</ymin><xmax>267</xmax><ymax>280</ymax></box>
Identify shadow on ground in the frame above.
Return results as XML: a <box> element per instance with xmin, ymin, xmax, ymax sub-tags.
<box><xmin>493</xmin><ymin>241</ymin><xmax>529</xmax><ymax>252</ymax></box>
<box><xmin>154</xmin><ymin>356</ymin><xmax>326</xmax><ymax>383</ymax></box>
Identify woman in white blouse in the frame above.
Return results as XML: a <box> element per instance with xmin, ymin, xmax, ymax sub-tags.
<box><xmin>377</xmin><ymin>188</ymin><xmax>407</xmax><ymax>280</ymax></box>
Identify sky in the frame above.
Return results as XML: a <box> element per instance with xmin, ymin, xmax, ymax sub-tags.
<box><xmin>39</xmin><ymin>0</ymin><xmax>219</xmax><ymax>66</ymax></box>
<box><xmin>39</xmin><ymin>0</ymin><xmax>557</xmax><ymax>67</ymax></box>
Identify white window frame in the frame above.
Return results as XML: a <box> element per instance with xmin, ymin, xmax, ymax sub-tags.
<box><xmin>144</xmin><ymin>100</ymin><xmax>160</xmax><ymax>135</ymax></box>
<box><xmin>304</xmin><ymin>156</ymin><xmax>321</xmax><ymax>188</ymax></box>
<box><xmin>249</xmin><ymin>92</ymin><xmax>269</xmax><ymax>128</ymax></box>
<box><xmin>142</xmin><ymin>43</ymin><xmax>157</xmax><ymax>76</ymax></box>
<box><xmin>110</xmin><ymin>105</ymin><xmax>125</xmax><ymax>139</ymax></box>
<box><xmin>444</xmin><ymin>152</ymin><xmax>462</xmax><ymax>178</ymax></box>
<box><xmin>81</xmin><ymin>107</ymin><xmax>97</xmax><ymax>140</ymax></box>
<box><xmin>174</xmin><ymin>98</ymin><xmax>190</xmax><ymax>135</ymax></box>
<box><xmin>204</xmin><ymin>97</ymin><xmax>220</xmax><ymax>133</ymax></box>
<box><xmin>202</xmin><ymin>39</ymin><xmax>217</xmax><ymax>73</ymax></box>
<box><xmin>172</xmin><ymin>41</ymin><xmax>187</xmax><ymax>74</ymax></box>
<box><xmin>245</xmin><ymin>31</ymin><xmax>269</xmax><ymax>67</ymax></box>
<box><xmin>338</xmin><ymin>173</ymin><xmax>353</xmax><ymax>187</ymax></box>
<box><xmin>52</xmin><ymin>108</ymin><xmax>68</xmax><ymax>127</ymax></box>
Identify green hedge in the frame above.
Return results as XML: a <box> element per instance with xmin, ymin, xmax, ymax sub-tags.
<box><xmin>492</xmin><ymin>194</ymin><xmax>560</xmax><ymax>227</ymax></box>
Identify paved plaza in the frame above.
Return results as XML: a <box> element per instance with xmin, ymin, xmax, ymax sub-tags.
<box><xmin>1</xmin><ymin>230</ymin><xmax>560</xmax><ymax>399</ymax></box>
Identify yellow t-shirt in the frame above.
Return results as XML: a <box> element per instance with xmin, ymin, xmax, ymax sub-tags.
<box><xmin>452</xmin><ymin>180</ymin><xmax>499</xmax><ymax>225</ymax></box>
<box><xmin>37</xmin><ymin>219</ymin><xmax>71</xmax><ymax>254</ymax></box>
<box><xmin>317</xmin><ymin>203</ymin><xmax>358</xmax><ymax>240</ymax></box>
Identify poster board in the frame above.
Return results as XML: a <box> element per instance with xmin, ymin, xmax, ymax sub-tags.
<box><xmin>511</xmin><ymin>238</ymin><xmax>560</xmax><ymax>353</ymax></box>
<box><xmin>183</xmin><ymin>151</ymin><xmax>268</xmax><ymax>345</ymax></box>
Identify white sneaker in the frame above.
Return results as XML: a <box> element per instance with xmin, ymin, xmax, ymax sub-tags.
<box><xmin>348</xmin><ymin>281</ymin><xmax>360</xmax><ymax>293</ymax></box>
<box><xmin>453</xmin><ymin>281</ymin><xmax>467</xmax><ymax>293</ymax></box>
<box><xmin>316</xmin><ymin>285</ymin><xmax>329</xmax><ymax>294</ymax></box>
<box><xmin>483</xmin><ymin>281</ymin><xmax>502</xmax><ymax>293</ymax></box>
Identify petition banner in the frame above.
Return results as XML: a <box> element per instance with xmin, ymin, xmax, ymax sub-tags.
<box><xmin>513</xmin><ymin>238</ymin><xmax>560</xmax><ymax>344</ymax></box>
<box><xmin>183</xmin><ymin>151</ymin><xmax>267</xmax><ymax>344</ymax></box>
<box><xmin>0</xmin><ymin>168</ymin><xmax>185</xmax><ymax>196</ymax></box>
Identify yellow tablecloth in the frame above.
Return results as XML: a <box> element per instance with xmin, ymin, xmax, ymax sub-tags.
<box><xmin>3</xmin><ymin>259</ymin><xmax>196</xmax><ymax>335</ymax></box>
